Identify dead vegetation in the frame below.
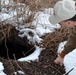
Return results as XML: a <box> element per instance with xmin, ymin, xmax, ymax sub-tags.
<box><xmin>0</xmin><ymin>0</ymin><xmax>59</xmax><ymax>25</ymax></box>
<box><xmin>0</xmin><ymin>0</ymin><xmax>59</xmax><ymax>43</ymax></box>
<box><xmin>0</xmin><ymin>0</ymin><xmax>71</xmax><ymax>75</ymax></box>
<box><xmin>13</xmin><ymin>0</ymin><xmax>59</xmax><ymax>10</ymax></box>
<box><xmin>0</xmin><ymin>27</ymin><xmax>70</xmax><ymax>75</ymax></box>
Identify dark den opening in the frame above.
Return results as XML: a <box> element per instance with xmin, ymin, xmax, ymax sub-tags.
<box><xmin>0</xmin><ymin>42</ymin><xmax>35</xmax><ymax>59</ymax></box>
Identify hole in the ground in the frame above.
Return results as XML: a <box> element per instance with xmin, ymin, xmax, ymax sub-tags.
<box><xmin>0</xmin><ymin>41</ymin><xmax>35</xmax><ymax>59</ymax></box>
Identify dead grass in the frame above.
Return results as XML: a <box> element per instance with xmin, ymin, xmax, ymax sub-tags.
<box><xmin>13</xmin><ymin>0</ymin><xmax>59</xmax><ymax>11</ymax></box>
<box><xmin>1</xmin><ymin>0</ymin><xmax>59</xmax><ymax>26</ymax></box>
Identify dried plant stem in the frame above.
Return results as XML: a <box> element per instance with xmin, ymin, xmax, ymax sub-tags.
<box><xmin>4</xmin><ymin>30</ymin><xmax>15</xmax><ymax>72</ymax></box>
<box><xmin>23</xmin><ymin>46</ymin><xmax>35</xmax><ymax>56</ymax></box>
<box><xmin>13</xmin><ymin>54</ymin><xmax>24</xmax><ymax>72</ymax></box>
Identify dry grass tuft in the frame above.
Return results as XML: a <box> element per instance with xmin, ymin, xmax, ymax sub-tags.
<box><xmin>13</xmin><ymin>0</ymin><xmax>59</xmax><ymax>11</ymax></box>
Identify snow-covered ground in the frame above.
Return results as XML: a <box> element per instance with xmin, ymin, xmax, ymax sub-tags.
<box><xmin>0</xmin><ymin>0</ymin><xmax>76</xmax><ymax>75</ymax></box>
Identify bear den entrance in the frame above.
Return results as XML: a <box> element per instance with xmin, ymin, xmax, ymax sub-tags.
<box><xmin>0</xmin><ymin>24</ymin><xmax>35</xmax><ymax>60</ymax></box>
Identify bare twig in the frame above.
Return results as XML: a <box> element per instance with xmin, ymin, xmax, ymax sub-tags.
<box><xmin>13</xmin><ymin>54</ymin><xmax>24</xmax><ymax>72</ymax></box>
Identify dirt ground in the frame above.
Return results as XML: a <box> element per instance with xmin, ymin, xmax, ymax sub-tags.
<box><xmin>0</xmin><ymin>27</ymin><xmax>69</xmax><ymax>75</ymax></box>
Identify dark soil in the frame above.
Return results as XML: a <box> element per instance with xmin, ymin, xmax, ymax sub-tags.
<box><xmin>0</xmin><ymin>27</ymin><xmax>69</xmax><ymax>75</ymax></box>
